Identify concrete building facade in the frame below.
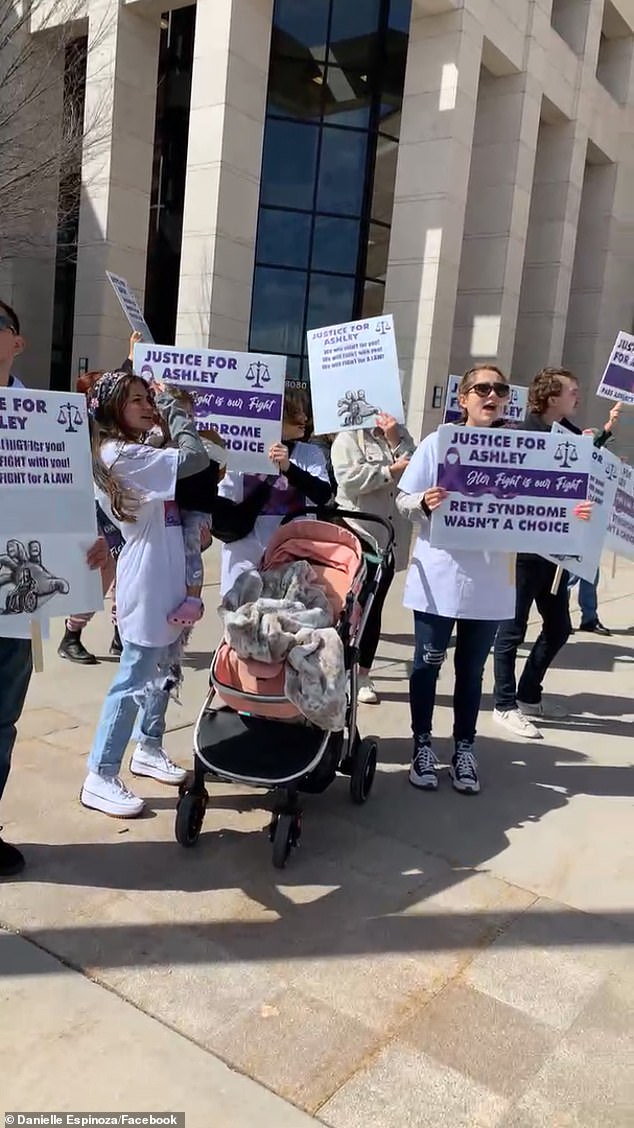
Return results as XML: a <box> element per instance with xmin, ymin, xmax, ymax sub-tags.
<box><xmin>3</xmin><ymin>0</ymin><xmax>634</xmax><ymax>447</ymax></box>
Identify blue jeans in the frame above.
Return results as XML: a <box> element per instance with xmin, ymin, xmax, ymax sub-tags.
<box><xmin>578</xmin><ymin>579</ymin><xmax>598</xmax><ymax>624</ymax></box>
<box><xmin>0</xmin><ymin>637</ymin><xmax>33</xmax><ymax>804</ymax></box>
<box><xmin>568</xmin><ymin>570</ymin><xmax>599</xmax><ymax>625</ymax></box>
<box><xmin>410</xmin><ymin>612</ymin><xmax>499</xmax><ymax>744</ymax></box>
<box><xmin>87</xmin><ymin>639</ymin><xmax>177</xmax><ymax>777</ymax></box>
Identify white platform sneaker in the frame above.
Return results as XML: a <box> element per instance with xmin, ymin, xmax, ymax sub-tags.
<box><xmin>129</xmin><ymin>743</ymin><xmax>187</xmax><ymax>785</ymax></box>
<box><xmin>80</xmin><ymin>772</ymin><xmax>145</xmax><ymax>818</ymax></box>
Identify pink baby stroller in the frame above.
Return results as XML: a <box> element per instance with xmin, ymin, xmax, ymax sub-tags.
<box><xmin>175</xmin><ymin>509</ymin><xmax>394</xmax><ymax>867</ymax></box>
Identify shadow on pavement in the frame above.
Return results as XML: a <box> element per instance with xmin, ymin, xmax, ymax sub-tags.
<box><xmin>6</xmin><ymin>726</ymin><xmax>633</xmax><ymax>974</ymax></box>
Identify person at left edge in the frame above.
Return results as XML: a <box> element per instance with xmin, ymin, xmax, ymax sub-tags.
<box><xmin>0</xmin><ymin>300</ymin><xmax>111</xmax><ymax>875</ymax></box>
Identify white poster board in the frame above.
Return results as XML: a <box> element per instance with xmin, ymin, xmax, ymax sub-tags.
<box><xmin>429</xmin><ymin>424</ymin><xmax>592</xmax><ymax>556</ymax></box>
<box><xmin>597</xmin><ymin>331</ymin><xmax>634</xmax><ymax>406</ymax></box>
<box><xmin>443</xmin><ymin>375</ymin><xmax>528</xmax><ymax>425</ymax></box>
<box><xmin>0</xmin><ymin>388</ymin><xmax>101</xmax><ymax>637</ymax></box>
<box><xmin>106</xmin><ymin>271</ymin><xmax>154</xmax><ymax>342</ymax></box>
<box><xmin>606</xmin><ymin>461</ymin><xmax>634</xmax><ymax>561</ymax></box>
<box><xmin>134</xmin><ymin>343</ymin><xmax>286</xmax><ymax>474</ymax></box>
<box><xmin>307</xmin><ymin>314</ymin><xmax>404</xmax><ymax>434</ymax></box>
<box><xmin>545</xmin><ymin>442</ymin><xmax>621</xmax><ymax>582</ymax></box>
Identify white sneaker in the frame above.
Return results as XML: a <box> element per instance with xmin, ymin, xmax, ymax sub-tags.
<box><xmin>80</xmin><ymin>772</ymin><xmax>144</xmax><ymax>818</ymax></box>
<box><xmin>493</xmin><ymin>707</ymin><xmax>542</xmax><ymax>740</ymax></box>
<box><xmin>357</xmin><ymin>676</ymin><xmax>379</xmax><ymax>705</ymax></box>
<box><xmin>130</xmin><ymin>743</ymin><xmax>187</xmax><ymax>785</ymax></box>
<box><xmin>409</xmin><ymin>735</ymin><xmax>439</xmax><ymax>791</ymax></box>
<box><xmin>518</xmin><ymin>699</ymin><xmax>568</xmax><ymax>720</ymax></box>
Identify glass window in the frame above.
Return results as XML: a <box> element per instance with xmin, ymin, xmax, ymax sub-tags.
<box><xmin>371</xmin><ymin>134</ymin><xmax>398</xmax><ymax>223</ymax></box>
<box><xmin>329</xmin><ymin>0</ymin><xmax>381</xmax><ymax>45</ymax></box>
<box><xmin>361</xmin><ymin>279</ymin><xmax>385</xmax><ymax>318</ymax></box>
<box><xmin>388</xmin><ymin>0</ymin><xmax>411</xmax><ymax>32</ymax></box>
<box><xmin>317</xmin><ymin>127</ymin><xmax>368</xmax><ymax>216</ymax></box>
<box><xmin>312</xmin><ymin>216</ymin><xmax>360</xmax><ymax>273</ymax></box>
<box><xmin>256</xmin><ymin>208</ymin><xmax>312</xmax><ymax>268</ymax></box>
<box><xmin>284</xmin><ymin>355</ymin><xmax>303</xmax><ymax>384</ymax></box>
<box><xmin>267</xmin><ymin>55</ymin><xmax>324</xmax><ymax>121</ymax></box>
<box><xmin>365</xmin><ymin>222</ymin><xmax>390</xmax><ymax>279</ymax></box>
<box><xmin>272</xmin><ymin>0</ymin><xmax>330</xmax><ymax>61</ymax></box>
<box><xmin>250</xmin><ymin>267</ymin><xmax>307</xmax><ymax>355</ymax></box>
<box><xmin>306</xmin><ymin>271</ymin><xmax>356</xmax><ymax>331</ymax></box>
<box><xmin>261</xmin><ymin>119</ymin><xmax>319</xmax><ymax>210</ymax></box>
<box><xmin>322</xmin><ymin>67</ymin><xmax>371</xmax><ymax>128</ymax></box>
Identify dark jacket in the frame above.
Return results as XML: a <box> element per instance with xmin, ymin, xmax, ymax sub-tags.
<box><xmin>523</xmin><ymin>411</ymin><xmax>611</xmax><ymax>448</ymax></box>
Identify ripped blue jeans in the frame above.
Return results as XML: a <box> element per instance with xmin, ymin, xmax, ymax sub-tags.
<box><xmin>410</xmin><ymin>611</ymin><xmax>499</xmax><ymax>745</ymax></box>
<box><xmin>87</xmin><ymin>638</ymin><xmax>184</xmax><ymax>777</ymax></box>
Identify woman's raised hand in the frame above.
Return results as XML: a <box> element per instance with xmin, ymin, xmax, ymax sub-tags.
<box><xmin>422</xmin><ymin>487</ymin><xmax>449</xmax><ymax>511</ymax></box>
<box><xmin>269</xmin><ymin>442</ymin><xmax>291</xmax><ymax>473</ymax></box>
<box><xmin>376</xmin><ymin>412</ymin><xmax>401</xmax><ymax>447</ymax></box>
<box><xmin>128</xmin><ymin>330</ymin><xmax>143</xmax><ymax>360</ymax></box>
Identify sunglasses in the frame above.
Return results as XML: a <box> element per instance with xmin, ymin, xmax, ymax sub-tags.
<box><xmin>0</xmin><ymin>314</ymin><xmax>17</xmax><ymax>335</ymax></box>
<box><xmin>467</xmin><ymin>381</ymin><xmax>510</xmax><ymax>399</ymax></box>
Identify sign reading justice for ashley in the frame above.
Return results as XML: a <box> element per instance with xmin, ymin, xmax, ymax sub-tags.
<box><xmin>134</xmin><ymin>343</ymin><xmax>286</xmax><ymax>475</ymax></box>
<box><xmin>0</xmin><ymin>388</ymin><xmax>101</xmax><ymax>635</ymax></box>
<box><xmin>307</xmin><ymin>314</ymin><xmax>404</xmax><ymax>435</ymax></box>
<box><xmin>429</xmin><ymin>425</ymin><xmax>592</xmax><ymax>556</ymax></box>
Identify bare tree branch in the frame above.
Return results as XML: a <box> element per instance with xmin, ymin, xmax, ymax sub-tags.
<box><xmin>0</xmin><ymin>0</ymin><xmax>109</xmax><ymax>261</ymax></box>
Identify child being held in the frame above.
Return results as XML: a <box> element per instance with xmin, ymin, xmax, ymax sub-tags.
<box><xmin>147</xmin><ymin>384</ymin><xmax>227</xmax><ymax>627</ymax></box>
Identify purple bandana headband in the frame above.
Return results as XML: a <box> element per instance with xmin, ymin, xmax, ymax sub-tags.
<box><xmin>88</xmin><ymin>370</ymin><xmax>149</xmax><ymax>419</ymax></box>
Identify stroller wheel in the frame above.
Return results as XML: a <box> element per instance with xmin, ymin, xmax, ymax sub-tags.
<box><xmin>272</xmin><ymin>812</ymin><xmax>301</xmax><ymax>869</ymax></box>
<box><xmin>175</xmin><ymin>789</ymin><xmax>208</xmax><ymax>848</ymax></box>
<box><xmin>350</xmin><ymin>738</ymin><xmax>378</xmax><ymax>805</ymax></box>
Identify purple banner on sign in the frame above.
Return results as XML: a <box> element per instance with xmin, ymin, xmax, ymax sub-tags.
<box><xmin>615</xmin><ymin>488</ymin><xmax>634</xmax><ymax>518</ymax></box>
<box><xmin>602</xmin><ymin>362</ymin><xmax>634</xmax><ymax>397</ymax></box>
<box><xmin>439</xmin><ymin>457</ymin><xmax>588</xmax><ymax>501</ymax></box>
<box><xmin>189</xmin><ymin>387</ymin><xmax>282</xmax><ymax>422</ymax></box>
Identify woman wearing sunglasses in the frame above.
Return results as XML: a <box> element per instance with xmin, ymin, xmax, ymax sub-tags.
<box><xmin>396</xmin><ymin>365</ymin><xmax>515</xmax><ymax>795</ymax></box>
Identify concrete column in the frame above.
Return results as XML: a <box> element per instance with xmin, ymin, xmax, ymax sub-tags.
<box><xmin>71</xmin><ymin>1</ymin><xmax>160</xmax><ymax>374</ymax></box>
<box><xmin>450</xmin><ymin>69</ymin><xmax>541</xmax><ymax>378</ymax></box>
<box><xmin>383</xmin><ymin>8</ymin><xmax>484</xmax><ymax>441</ymax></box>
<box><xmin>563</xmin><ymin>140</ymin><xmax>634</xmax><ymax>458</ymax></box>
<box><xmin>175</xmin><ymin>0</ymin><xmax>273</xmax><ymax>349</ymax></box>
<box><xmin>512</xmin><ymin>118</ymin><xmax>588</xmax><ymax>381</ymax></box>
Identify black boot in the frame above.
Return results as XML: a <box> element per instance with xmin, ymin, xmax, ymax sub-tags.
<box><xmin>109</xmin><ymin>625</ymin><xmax>123</xmax><ymax>658</ymax></box>
<box><xmin>0</xmin><ymin>832</ymin><xmax>25</xmax><ymax>878</ymax></box>
<box><xmin>57</xmin><ymin>627</ymin><xmax>97</xmax><ymax>665</ymax></box>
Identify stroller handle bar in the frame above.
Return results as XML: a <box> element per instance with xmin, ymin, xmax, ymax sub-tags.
<box><xmin>280</xmin><ymin>505</ymin><xmax>396</xmax><ymax>552</ymax></box>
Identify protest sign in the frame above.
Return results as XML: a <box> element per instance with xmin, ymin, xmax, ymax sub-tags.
<box><xmin>545</xmin><ymin>443</ymin><xmax>621</xmax><ymax>581</ymax></box>
<box><xmin>134</xmin><ymin>343</ymin><xmax>286</xmax><ymax>474</ymax></box>
<box><xmin>0</xmin><ymin>389</ymin><xmax>102</xmax><ymax>637</ymax></box>
<box><xmin>307</xmin><ymin>314</ymin><xmax>404</xmax><ymax>434</ymax></box>
<box><xmin>106</xmin><ymin>271</ymin><xmax>154</xmax><ymax>342</ymax></box>
<box><xmin>429</xmin><ymin>424</ymin><xmax>592</xmax><ymax>556</ymax></box>
<box><xmin>597</xmin><ymin>331</ymin><xmax>634</xmax><ymax>406</ymax></box>
<box><xmin>442</xmin><ymin>374</ymin><xmax>528</xmax><ymax>425</ymax></box>
<box><xmin>605</xmin><ymin>461</ymin><xmax>634</xmax><ymax>561</ymax></box>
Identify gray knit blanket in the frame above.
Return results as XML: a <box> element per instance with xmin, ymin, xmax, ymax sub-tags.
<box><xmin>220</xmin><ymin>561</ymin><xmax>347</xmax><ymax>731</ymax></box>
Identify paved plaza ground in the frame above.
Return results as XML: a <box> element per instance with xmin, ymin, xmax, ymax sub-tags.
<box><xmin>1</xmin><ymin>550</ymin><xmax>633</xmax><ymax>1127</ymax></box>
